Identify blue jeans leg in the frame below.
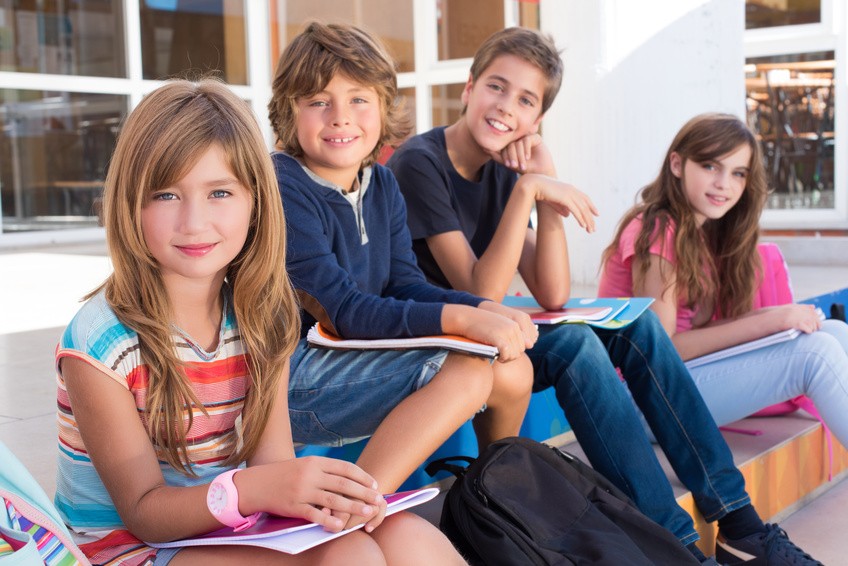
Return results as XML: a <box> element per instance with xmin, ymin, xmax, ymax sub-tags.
<box><xmin>594</xmin><ymin>311</ymin><xmax>751</xmax><ymax>522</ymax></box>
<box><xmin>528</xmin><ymin>323</ymin><xmax>699</xmax><ymax>544</ymax></box>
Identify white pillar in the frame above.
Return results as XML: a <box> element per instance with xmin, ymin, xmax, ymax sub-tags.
<box><xmin>540</xmin><ymin>0</ymin><xmax>745</xmax><ymax>287</ymax></box>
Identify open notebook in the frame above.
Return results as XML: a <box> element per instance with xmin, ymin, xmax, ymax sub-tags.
<box><xmin>502</xmin><ymin>296</ymin><xmax>653</xmax><ymax>330</ymax></box>
<box><xmin>149</xmin><ymin>488</ymin><xmax>439</xmax><ymax>555</ymax></box>
<box><xmin>307</xmin><ymin>323</ymin><xmax>499</xmax><ymax>360</ymax></box>
<box><xmin>685</xmin><ymin>308</ymin><xmax>826</xmax><ymax>369</ymax></box>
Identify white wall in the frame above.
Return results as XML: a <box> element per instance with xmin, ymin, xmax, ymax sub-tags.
<box><xmin>540</xmin><ymin>0</ymin><xmax>745</xmax><ymax>286</ymax></box>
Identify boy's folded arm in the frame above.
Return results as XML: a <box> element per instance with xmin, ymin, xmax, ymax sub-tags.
<box><xmin>391</xmin><ymin>148</ymin><xmax>517</xmax><ymax>299</ymax></box>
<box><xmin>387</xmin><ymin>280</ymin><xmax>483</xmax><ymax>307</ymax></box>
<box><xmin>290</xmin><ymin>250</ymin><xmax>445</xmax><ymax>339</ymax></box>
<box><xmin>491</xmin><ymin>133</ymin><xmax>557</xmax><ymax>177</ymax></box>
<box><xmin>384</xmin><ymin>191</ymin><xmax>484</xmax><ymax>309</ymax></box>
<box><xmin>518</xmin><ymin>203</ymin><xmax>572</xmax><ymax>309</ymax></box>
<box><xmin>422</xmin><ymin>185</ymin><xmax>542</xmax><ymax>302</ymax></box>
<box><xmin>394</xmin><ymin>149</ymin><xmax>570</xmax><ymax>305</ymax></box>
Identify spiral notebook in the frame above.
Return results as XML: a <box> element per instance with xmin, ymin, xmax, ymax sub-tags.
<box><xmin>306</xmin><ymin>323</ymin><xmax>499</xmax><ymax>360</ymax></box>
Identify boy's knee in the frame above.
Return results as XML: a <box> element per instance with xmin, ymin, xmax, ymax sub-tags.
<box><xmin>535</xmin><ymin>325</ymin><xmax>607</xmax><ymax>369</ymax></box>
<box><xmin>442</xmin><ymin>352</ymin><xmax>495</xmax><ymax>401</ymax></box>
<box><xmin>493</xmin><ymin>353</ymin><xmax>534</xmax><ymax>398</ymax></box>
<box><xmin>620</xmin><ymin>310</ymin><xmax>664</xmax><ymax>341</ymax></box>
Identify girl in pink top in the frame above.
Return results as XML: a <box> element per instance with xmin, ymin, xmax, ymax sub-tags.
<box><xmin>600</xmin><ymin>112</ymin><xmax>848</xmax><ymax>448</ymax></box>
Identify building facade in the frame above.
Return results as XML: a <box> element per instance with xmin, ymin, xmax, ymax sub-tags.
<box><xmin>0</xmin><ymin>1</ymin><xmax>844</xmax><ymax>280</ymax></box>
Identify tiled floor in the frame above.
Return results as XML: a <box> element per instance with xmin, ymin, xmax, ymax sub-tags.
<box><xmin>2</xmin><ymin>241</ymin><xmax>848</xmax><ymax>562</ymax></box>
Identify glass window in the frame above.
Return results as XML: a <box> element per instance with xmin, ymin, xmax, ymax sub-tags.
<box><xmin>0</xmin><ymin>0</ymin><xmax>125</xmax><ymax>77</ymax></box>
<box><xmin>275</xmin><ymin>1</ymin><xmax>414</xmax><ymax>72</ymax></box>
<box><xmin>437</xmin><ymin>0</ymin><xmax>504</xmax><ymax>60</ymax></box>
<box><xmin>746</xmin><ymin>0</ymin><xmax>820</xmax><ymax>30</ymax></box>
<box><xmin>516</xmin><ymin>0</ymin><xmax>539</xmax><ymax>29</ymax></box>
<box><xmin>140</xmin><ymin>0</ymin><xmax>247</xmax><ymax>84</ymax></box>
<box><xmin>0</xmin><ymin>91</ymin><xmax>126</xmax><ymax>232</ymax></box>
<box><xmin>431</xmin><ymin>83</ymin><xmax>464</xmax><ymax>128</ymax></box>
<box><xmin>746</xmin><ymin>51</ymin><xmax>834</xmax><ymax>210</ymax></box>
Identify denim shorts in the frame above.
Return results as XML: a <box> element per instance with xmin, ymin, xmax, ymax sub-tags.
<box><xmin>153</xmin><ymin>548</ymin><xmax>181</xmax><ymax>565</ymax></box>
<box><xmin>288</xmin><ymin>338</ymin><xmax>449</xmax><ymax>446</ymax></box>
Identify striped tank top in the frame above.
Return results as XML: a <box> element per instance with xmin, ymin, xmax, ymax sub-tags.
<box><xmin>55</xmin><ymin>290</ymin><xmax>249</xmax><ymax>565</ymax></box>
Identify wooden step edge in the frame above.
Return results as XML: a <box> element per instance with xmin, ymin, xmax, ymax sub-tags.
<box><xmin>686</xmin><ymin>421</ymin><xmax>848</xmax><ymax>554</ymax></box>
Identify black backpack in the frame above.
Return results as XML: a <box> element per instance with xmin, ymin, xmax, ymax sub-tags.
<box><xmin>426</xmin><ymin>436</ymin><xmax>700</xmax><ymax>566</ymax></box>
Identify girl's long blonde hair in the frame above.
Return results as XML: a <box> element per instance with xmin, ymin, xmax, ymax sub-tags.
<box><xmin>95</xmin><ymin>79</ymin><xmax>300</xmax><ymax>474</ymax></box>
<box><xmin>603</xmin><ymin>113</ymin><xmax>769</xmax><ymax>321</ymax></box>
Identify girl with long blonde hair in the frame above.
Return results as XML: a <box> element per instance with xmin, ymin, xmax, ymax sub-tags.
<box><xmin>601</xmin><ymin>112</ymin><xmax>848</xmax><ymax>451</ymax></box>
<box><xmin>54</xmin><ymin>79</ymin><xmax>465</xmax><ymax>566</ymax></box>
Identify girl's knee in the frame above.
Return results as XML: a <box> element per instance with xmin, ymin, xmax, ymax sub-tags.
<box><xmin>820</xmin><ymin>319</ymin><xmax>848</xmax><ymax>353</ymax></box>
<box><xmin>317</xmin><ymin>531</ymin><xmax>386</xmax><ymax>565</ymax></box>
<box><xmin>803</xmin><ymin>330</ymin><xmax>848</xmax><ymax>365</ymax></box>
<box><xmin>370</xmin><ymin>513</ymin><xmax>465</xmax><ymax>565</ymax></box>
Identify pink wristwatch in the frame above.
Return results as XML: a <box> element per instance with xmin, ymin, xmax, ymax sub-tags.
<box><xmin>206</xmin><ymin>469</ymin><xmax>261</xmax><ymax>532</ymax></box>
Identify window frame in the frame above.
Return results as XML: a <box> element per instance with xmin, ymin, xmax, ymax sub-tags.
<box><xmin>746</xmin><ymin>0</ymin><xmax>848</xmax><ymax>228</ymax></box>
<box><xmin>0</xmin><ymin>0</ymin><xmax>266</xmax><ymax>246</ymax></box>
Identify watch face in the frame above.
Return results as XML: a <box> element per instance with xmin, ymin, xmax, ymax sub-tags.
<box><xmin>207</xmin><ymin>482</ymin><xmax>228</xmax><ymax>514</ymax></box>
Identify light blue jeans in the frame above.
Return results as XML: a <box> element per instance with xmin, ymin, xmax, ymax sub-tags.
<box><xmin>691</xmin><ymin>319</ymin><xmax>848</xmax><ymax>447</ymax></box>
<box><xmin>288</xmin><ymin>338</ymin><xmax>450</xmax><ymax>446</ymax></box>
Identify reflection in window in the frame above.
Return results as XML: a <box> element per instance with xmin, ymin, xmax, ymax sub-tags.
<box><xmin>516</xmin><ymin>0</ymin><xmax>539</xmax><ymax>29</ymax></box>
<box><xmin>0</xmin><ymin>91</ymin><xmax>126</xmax><ymax>232</ymax></box>
<box><xmin>746</xmin><ymin>0</ymin><xmax>820</xmax><ymax>30</ymax></box>
<box><xmin>437</xmin><ymin>0</ymin><xmax>504</xmax><ymax>60</ymax></box>
<box><xmin>140</xmin><ymin>0</ymin><xmax>247</xmax><ymax>84</ymax></box>
<box><xmin>745</xmin><ymin>51</ymin><xmax>834</xmax><ymax>210</ymax></box>
<box><xmin>0</xmin><ymin>1</ymin><xmax>125</xmax><ymax>77</ymax></box>
<box><xmin>431</xmin><ymin>83</ymin><xmax>464</xmax><ymax>128</ymax></box>
<box><xmin>276</xmin><ymin>1</ymin><xmax>414</xmax><ymax>72</ymax></box>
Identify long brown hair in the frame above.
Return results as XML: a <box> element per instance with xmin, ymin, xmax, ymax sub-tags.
<box><xmin>603</xmin><ymin>113</ymin><xmax>768</xmax><ymax>321</ymax></box>
<box><xmin>268</xmin><ymin>21</ymin><xmax>411</xmax><ymax>165</ymax></box>
<box><xmin>96</xmin><ymin>79</ymin><xmax>300</xmax><ymax>474</ymax></box>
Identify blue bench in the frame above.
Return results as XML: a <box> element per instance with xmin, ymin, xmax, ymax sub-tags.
<box><xmin>800</xmin><ymin>287</ymin><xmax>848</xmax><ymax>318</ymax></box>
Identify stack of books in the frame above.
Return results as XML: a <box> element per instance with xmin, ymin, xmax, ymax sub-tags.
<box><xmin>501</xmin><ymin>296</ymin><xmax>654</xmax><ymax>329</ymax></box>
<box><xmin>306</xmin><ymin>297</ymin><xmax>655</xmax><ymax>361</ymax></box>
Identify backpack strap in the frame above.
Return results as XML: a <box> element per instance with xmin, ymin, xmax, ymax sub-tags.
<box><xmin>753</xmin><ymin>242</ymin><xmax>795</xmax><ymax>309</ymax></box>
<box><xmin>425</xmin><ymin>456</ymin><xmax>475</xmax><ymax>479</ymax></box>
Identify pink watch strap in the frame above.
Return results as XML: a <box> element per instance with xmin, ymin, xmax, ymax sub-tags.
<box><xmin>207</xmin><ymin>469</ymin><xmax>261</xmax><ymax>531</ymax></box>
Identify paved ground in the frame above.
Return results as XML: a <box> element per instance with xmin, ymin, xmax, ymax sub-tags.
<box><xmin>2</xmin><ymin>240</ymin><xmax>847</xmax><ymax>562</ymax></box>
